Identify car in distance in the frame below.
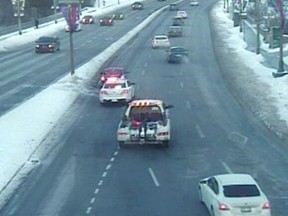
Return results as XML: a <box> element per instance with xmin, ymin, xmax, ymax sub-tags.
<box><xmin>168</xmin><ymin>26</ymin><xmax>183</xmax><ymax>37</ymax></box>
<box><xmin>167</xmin><ymin>46</ymin><xmax>188</xmax><ymax>63</ymax></box>
<box><xmin>35</xmin><ymin>36</ymin><xmax>60</xmax><ymax>53</ymax></box>
<box><xmin>152</xmin><ymin>35</ymin><xmax>171</xmax><ymax>49</ymax></box>
<box><xmin>99</xmin><ymin>77</ymin><xmax>135</xmax><ymax>104</ymax></box>
<box><xmin>81</xmin><ymin>15</ymin><xmax>94</xmax><ymax>24</ymax></box>
<box><xmin>99</xmin><ymin>16</ymin><xmax>114</xmax><ymax>26</ymax></box>
<box><xmin>169</xmin><ymin>3</ymin><xmax>178</xmax><ymax>11</ymax></box>
<box><xmin>198</xmin><ymin>173</ymin><xmax>271</xmax><ymax>216</ymax></box>
<box><xmin>172</xmin><ymin>16</ymin><xmax>184</xmax><ymax>26</ymax></box>
<box><xmin>117</xmin><ymin>99</ymin><xmax>173</xmax><ymax>148</ymax></box>
<box><xmin>177</xmin><ymin>10</ymin><xmax>188</xmax><ymax>19</ymax></box>
<box><xmin>190</xmin><ymin>0</ymin><xmax>199</xmax><ymax>6</ymax></box>
<box><xmin>65</xmin><ymin>21</ymin><xmax>81</xmax><ymax>32</ymax></box>
<box><xmin>112</xmin><ymin>12</ymin><xmax>124</xmax><ymax>20</ymax></box>
<box><xmin>99</xmin><ymin>66</ymin><xmax>127</xmax><ymax>86</ymax></box>
<box><xmin>131</xmin><ymin>2</ymin><xmax>143</xmax><ymax>10</ymax></box>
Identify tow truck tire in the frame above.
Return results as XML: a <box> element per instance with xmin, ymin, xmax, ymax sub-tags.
<box><xmin>162</xmin><ymin>141</ymin><xmax>169</xmax><ymax>148</ymax></box>
<box><xmin>118</xmin><ymin>141</ymin><xmax>126</xmax><ymax>149</ymax></box>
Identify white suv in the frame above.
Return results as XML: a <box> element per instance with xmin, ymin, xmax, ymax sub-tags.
<box><xmin>152</xmin><ymin>35</ymin><xmax>171</xmax><ymax>49</ymax></box>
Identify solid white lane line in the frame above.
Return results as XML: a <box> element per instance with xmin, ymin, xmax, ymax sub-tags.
<box><xmin>94</xmin><ymin>188</ymin><xmax>99</xmax><ymax>194</ymax></box>
<box><xmin>186</xmin><ymin>100</ymin><xmax>191</xmax><ymax>109</ymax></box>
<box><xmin>195</xmin><ymin>124</ymin><xmax>205</xmax><ymax>138</ymax></box>
<box><xmin>102</xmin><ymin>171</ymin><xmax>107</xmax><ymax>177</ymax></box>
<box><xmin>86</xmin><ymin>207</ymin><xmax>92</xmax><ymax>214</ymax></box>
<box><xmin>106</xmin><ymin>164</ymin><xmax>112</xmax><ymax>170</ymax></box>
<box><xmin>90</xmin><ymin>197</ymin><xmax>95</xmax><ymax>204</ymax></box>
<box><xmin>148</xmin><ymin>168</ymin><xmax>160</xmax><ymax>187</ymax></box>
<box><xmin>221</xmin><ymin>161</ymin><xmax>233</xmax><ymax>173</ymax></box>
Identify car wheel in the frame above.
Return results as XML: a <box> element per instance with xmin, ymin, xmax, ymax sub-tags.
<box><xmin>118</xmin><ymin>141</ymin><xmax>126</xmax><ymax>149</ymax></box>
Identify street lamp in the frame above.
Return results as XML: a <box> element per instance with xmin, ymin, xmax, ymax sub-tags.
<box><xmin>15</xmin><ymin>0</ymin><xmax>23</xmax><ymax>35</ymax></box>
<box><xmin>51</xmin><ymin>0</ymin><xmax>59</xmax><ymax>24</ymax></box>
<box><xmin>255</xmin><ymin>0</ymin><xmax>260</xmax><ymax>54</ymax></box>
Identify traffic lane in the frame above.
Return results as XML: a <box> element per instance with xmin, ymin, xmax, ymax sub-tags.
<box><xmin>0</xmin><ymin>96</ymin><xmax>127</xmax><ymax>216</ymax></box>
<box><xmin>0</xmin><ymin>1</ymin><xmax>169</xmax><ymax>116</ymax></box>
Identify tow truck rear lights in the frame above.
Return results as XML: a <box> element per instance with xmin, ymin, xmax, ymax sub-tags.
<box><xmin>132</xmin><ymin>120</ymin><xmax>141</xmax><ymax>127</ymax></box>
<box><xmin>262</xmin><ymin>202</ymin><xmax>270</xmax><ymax>209</ymax></box>
<box><xmin>101</xmin><ymin>76</ymin><xmax>105</xmax><ymax>81</ymax></box>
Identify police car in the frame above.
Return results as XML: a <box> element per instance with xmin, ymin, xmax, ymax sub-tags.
<box><xmin>99</xmin><ymin>77</ymin><xmax>135</xmax><ymax>104</ymax></box>
<box><xmin>117</xmin><ymin>99</ymin><xmax>173</xmax><ymax>148</ymax></box>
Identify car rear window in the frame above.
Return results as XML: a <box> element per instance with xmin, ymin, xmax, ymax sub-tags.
<box><xmin>129</xmin><ymin>106</ymin><xmax>162</xmax><ymax>122</ymax></box>
<box><xmin>223</xmin><ymin>185</ymin><xmax>260</xmax><ymax>197</ymax></box>
<box><xmin>155</xmin><ymin>36</ymin><xmax>168</xmax><ymax>40</ymax></box>
<box><xmin>104</xmin><ymin>83</ymin><xmax>126</xmax><ymax>89</ymax></box>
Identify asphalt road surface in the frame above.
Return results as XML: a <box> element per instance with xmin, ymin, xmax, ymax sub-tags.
<box><xmin>1</xmin><ymin>0</ymin><xmax>288</xmax><ymax>216</ymax></box>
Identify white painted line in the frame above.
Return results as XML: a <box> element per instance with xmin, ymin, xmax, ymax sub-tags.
<box><xmin>186</xmin><ymin>100</ymin><xmax>191</xmax><ymax>109</ymax></box>
<box><xmin>98</xmin><ymin>180</ymin><xmax>103</xmax><ymax>186</ymax></box>
<box><xmin>195</xmin><ymin>124</ymin><xmax>205</xmax><ymax>138</ymax></box>
<box><xmin>106</xmin><ymin>164</ymin><xmax>112</xmax><ymax>170</ymax></box>
<box><xmin>110</xmin><ymin>157</ymin><xmax>115</xmax><ymax>162</ymax></box>
<box><xmin>102</xmin><ymin>171</ymin><xmax>107</xmax><ymax>177</ymax></box>
<box><xmin>221</xmin><ymin>161</ymin><xmax>233</xmax><ymax>173</ymax></box>
<box><xmin>230</xmin><ymin>131</ymin><xmax>248</xmax><ymax>145</ymax></box>
<box><xmin>180</xmin><ymin>82</ymin><xmax>184</xmax><ymax>89</ymax></box>
<box><xmin>144</xmin><ymin>62</ymin><xmax>148</xmax><ymax>67</ymax></box>
<box><xmin>148</xmin><ymin>168</ymin><xmax>160</xmax><ymax>187</ymax></box>
<box><xmin>86</xmin><ymin>207</ymin><xmax>92</xmax><ymax>214</ymax></box>
<box><xmin>114</xmin><ymin>151</ymin><xmax>118</xmax><ymax>156</ymax></box>
<box><xmin>141</xmin><ymin>70</ymin><xmax>145</xmax><ymax>75</ymax></box>
<box><xmin>90</xmin><ymin>197</ymin><xmax>95</xmax><ymax>204</ymax></box>
<box><xmin>94</xmin><ymin>188</ymin><xmax>99</xmax><ymax>194</ymax></box>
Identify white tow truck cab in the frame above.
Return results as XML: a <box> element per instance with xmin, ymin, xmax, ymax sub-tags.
<box><xmin>117</xmin><ymin>99</ymin><xmax>173</xmax><ymax>148</ymax></box>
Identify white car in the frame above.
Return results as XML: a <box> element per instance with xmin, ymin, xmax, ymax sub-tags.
<box><xmin>176</xmin><ymin>10</ymin><xmax>188</xmax><ymax>19</ymax></box>
<box><xmin>152</xmin><ymin>35</ymin><xmax>171</xmax><ymax>49</ymax></box>
<box><xmin>199</xmin><ymin>173</ymin><xmax>271</xmax><ymax>216</ymax></box>
<box><xmin>190</xmin><ymin>0</ymin><xmax>199</xmax><ymax>6</ymax></box>
<box><xmin>99</xmin><ymin>77</ymin><xmax>135</xmax><ymax>104</ymax></box>
<box><xmin>65</xmin><ymin>22</ymin><xmax>81</xmax><ymax>32</ymax></box>
<box><xmin>117</xmin><ymin>99</ymin><xmax>173</xmax><ymax>148</ymax></box>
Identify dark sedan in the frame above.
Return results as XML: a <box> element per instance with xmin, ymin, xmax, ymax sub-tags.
<box><xmin>35</xmin><ymin>36</ymin><xmax>60</xmax><ymax>53</ymax></box>
<box><xmin>168</xmin><ymin>26</ymin><xmax>183</xmax><ymax>37</ymax></box>
<box><xmin>112</xmin><ymin>12</ymin><xmax>124</xmax><ymax>20</ymax></box>
<box><xmin>81</xmin><ymin>15</ymin><xmax>94</xmax><ymax>24</ymax></box>
<box><xmin>99</xmin><ymin>16</ymin><xmax>114</xmax><ymax>26</ymax></box>
<box><xmin>131</xmin><ymin>2</ymin><xmax>144</xmax><ymax>10</ymax></box>
<box><xmin>167</xmin><ymin>46</ymin><xmax>188</xmax><ymax>63</ymax></box>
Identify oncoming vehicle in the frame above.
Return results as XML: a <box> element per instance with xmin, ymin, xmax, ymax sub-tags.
<box><xmin>177</xmin><ymin>10</ymin><xmax>188</xmax><ymax>19</ymax></box>
<box><xmin>99</xmin><ymin>16</ymin><xmax>114</xmax><ymax>26</ymax></box>
<box><xmin>99</xmin><ymin>78</ymin><xmax>135</xmax><ymax>104</ymax></box>
<box><xmin>172</xmin><ymin>16</ymin><xmax>184</xmax><ymax>26</ymax></box>
<box><xmin>199</xmin><ymin>173</ymin><xmax>271</xmax><ymax>216</ymax></box>
<box><xmin>65</xmin><ymin>21</ymin><xmax>81</xmax><ymax>32</ymax></box>
<box><xmin>190</xmin><ymin>0</ymin><xmax>199</xmax><ymax>6</ymax></box>
<box><xmin>35</xmin><ymin>36</ymin><xmax>60</xmax><ymax>53</ymax></box>
<box><xmin>81</xmin><ymin>15</ymin><xmax>94</xmax><ymax>24</ymax></box>
<box><xmin>131</xmin><ymin>2</ymin><xmax>143</xmax><ymax>10</ymax></box>
<box><xmin>167</xmin><ymin>46</ymin><xmax>188</xmax><ymax>63</ymax></box>
<box><xmin>99</xmin><ymin>66</ymin><xmax>127</xmax><ymax>85</ymax></box>
<box><xmin>168</xmin><ymin>25</ymin><xmax>183</xmax><ymax>37</ymax></box>
<box><xmin>152</xmin><ymin>35</ymin><xmax>171</xmax><ymax>49</ymax></box>
<box><xmin>112</xmin><ymin>12</ymin><xmax>124</xmax><ymax>20</ymax></box>
<box><xmin>117</xmin><ymin>99</ymin><xmax>173</xmax><ymax>148</ymax></box>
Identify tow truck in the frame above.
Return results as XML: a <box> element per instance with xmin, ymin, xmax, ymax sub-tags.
<box><xmin>117</xmin><ymin>99</ymin><xmax>173</xmax><ymax>148</ymax></box>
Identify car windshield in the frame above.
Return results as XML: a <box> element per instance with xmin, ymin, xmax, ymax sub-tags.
<box><xmin>37</xmin><ymin>37</ymin><xmax>54</xmax><ymax>42</ymax></box>
<box><xmin>223</xmin><ymin>184</ymin><xmax>261</xmax><ymax>197</ymax></box>
<box><xmin>129</xmin><ymin>106</ymin><xmax>162</xmax><ymax>122</ymax></box>
<box><xmin>169</xmin><ymin>26</ymin><xmax>181</xmax><ymax>30</ymax></box>
<box><xmin>155</xmin><ymin>36</ymin><xmax>168</xmax><ymax>40</ymax></box>
<box><xmin>171</xmin><ymin>47</ymin><xmax>186</xmax><ymax>53</ymax></box>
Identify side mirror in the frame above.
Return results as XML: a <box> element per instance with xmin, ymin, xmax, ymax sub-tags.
<box><xmin>199</xmin><ymin>180</ymin><xmax>207</xmax><ymax>184</ymax></box>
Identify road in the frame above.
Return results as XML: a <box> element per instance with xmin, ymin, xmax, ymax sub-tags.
<box><xmin>1</xmin><ymin>0</ymin><xmax>288</xmax><ymax>216</ymax></box>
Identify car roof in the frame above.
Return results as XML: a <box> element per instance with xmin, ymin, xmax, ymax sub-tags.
<box><xmin>154</xmin><ymin>35</ymin><xmax>168</xmax><ymax>38</ymax></box>
<box><xmin>215</xmin><ymin>174</ymin><xmax>257</xmax><ymax>186</ymax></box>
<box><xmin>129</xmin><ymin>99</ymin><xmax>164</xmax><ymax>107</ymax></box>
<box><xmin>105</xmin><ymin>77</ymin><xmax>127</xmax><ymax>84</ymax></box>
<box><xmin>104</xmin><ymin>66</ymin><xmax>124</xmax><ymax>71</ymax></box>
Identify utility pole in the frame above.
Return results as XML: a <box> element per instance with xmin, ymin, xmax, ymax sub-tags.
<box><xmin>255</xmin><ymin>0</ymin><xmax>260</xmax><ymax>54</ymax></box>
<box><xmin>16</xmin><ymin>0</ymin><xmax>22</xmax><ymax>35</ymax></box>
<box><xmin>68</xmin><ymin>4</ymin><xmax>75</xmax><ymax>76</ymax></box>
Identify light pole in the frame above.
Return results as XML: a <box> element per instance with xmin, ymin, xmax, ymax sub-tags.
<box><xmin>68</xmin><ymin>4</ymin><xmax>75</xmax><ymax>76</ymax></box>
<box><xmin>16</xmin><ymin>0</ymin><xmax>22</xmax><ymax>35</ymax></box>
<box><xmin>51</xmin><ymin>0</ymin><xmax>59</xmax><ymax>23</ymax></box>
<box><xmin>255</xmin><ymin>0</ymin><xmax>260</xmax><ymax>54</ymax></box>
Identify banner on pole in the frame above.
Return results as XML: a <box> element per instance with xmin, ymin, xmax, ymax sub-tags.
<box><xmin>60</xmin><ymin>4</ymin><xmax>80</xmax><ymax>32</ymax></box>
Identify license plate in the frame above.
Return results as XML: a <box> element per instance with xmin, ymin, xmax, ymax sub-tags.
<box><xmin>241</xmin><ymin>207</ymin><xmax>251</xmax><ymax>213</ymax></box>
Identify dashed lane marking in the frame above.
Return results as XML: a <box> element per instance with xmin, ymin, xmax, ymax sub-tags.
<box><xmin>195</xmin><ymin>124</ymin><xmax>205</xmax><ymax>138</ymax></box>
<box><xmin>186</xmin><ymin>100</ymin><xmax>191</xmax><ymax>109</ymax></box>
<box><xmin>86</xmin><ymin>207</ymin><xmax>92</xmax><ymax>214</ymax></box>
<box><xmin>90</xmin><ymin>197</ymin><xmax>95</xmax><ymax>204</ymax></box>
<box><xmin>148</xmin><ymin>168</ymin><xmax>160</xmax><ymax>187</ymax></box>
<box><xmin>221</xmin><ymin>161</ymin><xmax>233</xmax><ymax>173</ymax></box>
<box><xmin>180</xmin><ymin>82</ymin><xmax>184</xmax><ymax>89</ymax></box>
